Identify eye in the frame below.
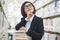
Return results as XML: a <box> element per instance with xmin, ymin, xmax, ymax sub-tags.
<box><xmin>24</xmin><ymin>4</ymin><xmax>32</xmax><ymax>9</ymax></box>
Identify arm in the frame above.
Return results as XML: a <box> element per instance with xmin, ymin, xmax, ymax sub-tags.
<box><xmin>26</xmin><ymin>18</ymin><xmax>44</xmax><ymax>39</ymax></box>
<box><xmin>15</xmin><ymin>18</ymin><xmax>27</xmax><ymax>30</ymax></box>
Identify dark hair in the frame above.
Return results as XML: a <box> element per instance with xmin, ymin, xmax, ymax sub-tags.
<box><xmin>21</xmin><ymin>1</ymin><xmax>36</xmax><ymax>18</ymax></box>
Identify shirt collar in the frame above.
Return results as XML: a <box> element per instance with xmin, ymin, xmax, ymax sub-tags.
<box><xmin>29</xmin><ymin>14</ymin><xmax>34</xmax><ymax>22</ymax></box>
<box><xmin>25</xmin><ymin>15</ymin><xmax>34</xmax><ymax>22</ymax></box>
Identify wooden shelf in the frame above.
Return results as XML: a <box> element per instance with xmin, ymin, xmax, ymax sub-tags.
<box><xmin>0</xmin><ymin>31</ymin><xmax>6</xmax><ymax>39</ymax></box>
<box><xmin>36</xmin><ymin>0</ymin><xmax>53</xmax><ymax>11</ymax></box>
<box><xmin>44</xmin><ymin>30</ymin><xmax>60</xmax><ymax>35</ymax></box>
<box><xmin>36</xmin><ymin>0</ymin><xmax>59</xmax><ymax>11</ymax></box>
<box><xmin>43</xmin><ymin>13</ymin><xmax>60</xmax><ymax>19</ymax></box>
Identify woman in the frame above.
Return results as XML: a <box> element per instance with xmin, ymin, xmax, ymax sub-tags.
<box><xmin>15</xmin><ymin>1</ymin><xmax>44</xmax><ymax>40</ymax></box>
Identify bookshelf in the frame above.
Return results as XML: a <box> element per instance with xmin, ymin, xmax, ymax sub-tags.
<box><xmin>35</xmin><ymin>0</ymin><xmax>60</xmax><ymax>40</ymax></box>
<box><xmin>33</xmin><ymin>0</ymin><xmax>60</xmax><ymax>40</ymax></box>
<box><xmin>43</xmin><ymin>0</ymin><xmax>60</xmax><ymax>33</ymax></box>
<box><xmin>44</xmin><ymin>30</ymin><xmax>60</xmax><ymax>35</ymax></box>
<box><xmin>0</xmin><ymin>2</ymin><xmax>10</xmax><ymax>40</ymax></box>
<box><xmin>0</xmin><ymin>8</ymin><xmax>8</xmax><ymax>40</ymax></box>
<box><xmin>35</xmin><ymin>0</ymin><xmax>60</xmax><ymax>33</ymax></box>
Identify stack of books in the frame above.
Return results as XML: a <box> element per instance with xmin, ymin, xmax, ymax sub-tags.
<box><xmin>13</xmin><ymin>31</ymin><xmax>32</xmax><ymax>40</ymax></box>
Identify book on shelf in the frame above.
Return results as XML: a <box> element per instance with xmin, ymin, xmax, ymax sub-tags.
<box><xmin>56</xmin><ymin>35</ymin><xmax>60</xmax><ymax>40</ymax></box>
<box><xmin>54</xmin><ymin>17</ymin><xmax>60</xmax><ymax>32</ymax></box>
<box><xmin>43</xmin><ymin>6</ymin><xmax>48</xmax><ymax>17</ymax></box>
<box><xmin>43</xmin><ymin>16</ymin><xmax>60</xmax><ymax>33</ymax></box>
<box><xmin>44</xmin><ymin>33</ymin><xmax>60</xmax><ymax>40</ymax></box>
<box><xmin>57</xmin><ymin>1</ymin><xmax>60</xmax><ymax>14</ymax></box>
<box><xmin>59</xmin><ymin>1</ymin><xmax>60</xmax><ymax>9</ymax></box>
<box><xmin>42</xmin><ymin>32</ymin><xmax>56</xmax><ymax>40</ymax></box>
<box><xmin>36</xmin><ymin>8</ymin><xmax>44</xmax><ymax>17</ymax></box>
<box><xmin>34</xmin><ymin>0</ymin><xmax>43</xmax><ymax>9</ymax></box>
<box><xmin>43</xmin><ymin>18</ymin><xmax>54</xmax><ymax>31</ymax></box>
<box><xmin>43</xmin><ymin>1</ymin><xmax>60</xmax><ymax>17</ymax></box>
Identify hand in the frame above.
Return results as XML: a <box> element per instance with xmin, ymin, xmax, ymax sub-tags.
<box><xmin>27</xmin><ymin>13</ymin><xmax>33</xmax><ymax>19</ymax></box>
<box><xmin>19</xmin><ymin>26</ymin><xmax>26</xmax><ymax>31</ymax></box>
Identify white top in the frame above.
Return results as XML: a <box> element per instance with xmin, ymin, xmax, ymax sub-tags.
<box><xmin>25</xmin><ymin>15</ymin><xmax>34</xmax><ymax>32</ymax></box>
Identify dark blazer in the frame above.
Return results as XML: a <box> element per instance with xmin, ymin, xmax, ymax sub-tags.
<box><xmin>15</xmin><ymin>15</ymin><xmax>44</xmax><ymax>40</ymax></box>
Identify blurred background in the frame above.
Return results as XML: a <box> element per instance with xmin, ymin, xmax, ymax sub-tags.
<box><xmin>0</xmin><ymin>0</ymin><xmax>60</xmax><ymax>40</ymax></box>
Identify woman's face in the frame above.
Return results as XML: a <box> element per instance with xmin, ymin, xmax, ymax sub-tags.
<box><xmin>24</xmin><ymin>3</ymin><xmax>34</xmax><ymax>14</ymax></box>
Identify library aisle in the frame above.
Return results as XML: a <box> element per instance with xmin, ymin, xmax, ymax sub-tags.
<box><xmin>0</xmin><ymin>0</ymin><xmax>60</xmax><ymax>40</ymax></box>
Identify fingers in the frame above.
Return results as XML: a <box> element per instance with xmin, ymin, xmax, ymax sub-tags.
<box><xmin>19</xmin><ymin>26</ymin><xmax>26</xmax><ymax>31</ymax></box>
<box><xmin>26</xmin><ymin>12</ymin><xmax>32</xmax><ymax>18</ymax></box>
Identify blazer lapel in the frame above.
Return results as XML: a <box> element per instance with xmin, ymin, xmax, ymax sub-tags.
<box><xmin>30</xmin><ymin>15</ymin><xmax>37</xmax><ymax>28</ymax></box>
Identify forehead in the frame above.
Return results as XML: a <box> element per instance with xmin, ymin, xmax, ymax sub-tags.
<box><xmin>25</xmin><ymin>3</ymin><xmax>31</xmax><ymax>6</ymax></box>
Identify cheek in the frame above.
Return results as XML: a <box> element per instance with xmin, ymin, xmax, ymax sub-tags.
<box><xmin>30</xmin><ymin>6</ymin><xmax>34</xmax><ymax>10</ymax></box>
<box><xmin>24</xmin><ymin>9</ymin><xmax>30</xmax><ymax>14</ymax></box>
<box><xmin>24</xmin><ymin>9</ymin><xmax>28</xmax><ymax>13</ymax></box>
<box><xmin>30</xmin><ymin>7</ymin><xmax>34</xmax><ymax>12</ymax></box>
<box><xmin>29</xmin><ymin>7</ymin><xmax>33</xmax><ymax>10</ymax></box>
